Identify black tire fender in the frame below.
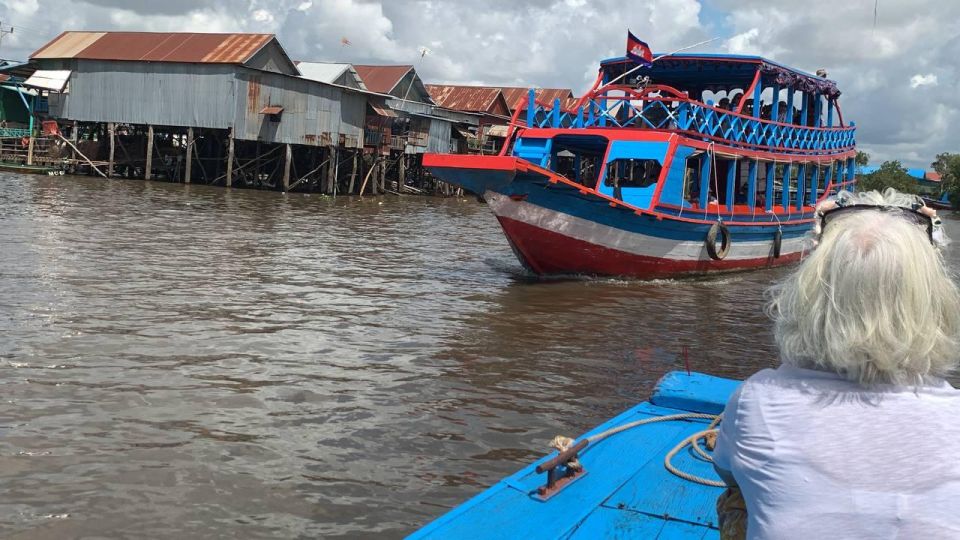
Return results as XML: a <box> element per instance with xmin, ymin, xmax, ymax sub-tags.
<box><xmin>773</xmin><ymin>229</ymin><xmax>783</xmax><ymax>259</ymax></box>
<box><xmin>706</xmin><ymin>221</ymin><xmax>731</xmax><ymax>260</ymax></box>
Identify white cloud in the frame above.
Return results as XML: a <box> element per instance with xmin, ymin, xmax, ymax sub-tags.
<box><xmin>910</xmin><ymin>73</ymin><xmax>938</xmax><ymax>88</ymax></box>
<box><xmin>726</xmin><ymin>28</ymin><xmax>759</xmax><ymax>54</ymax></box>
<box><xmin>251</xmin><ymin>9</ymin><xmax>273</xmax><ymax>23</ymax></box>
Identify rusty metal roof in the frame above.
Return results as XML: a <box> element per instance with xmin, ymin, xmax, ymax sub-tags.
<box><xmin>425</xmin><ymin>85</ymin><xmax>509</xmax><ymax>115</ymax></box>
<box><xmin>353</xmin><ymin>65</ymin><xmax>413</xmax><ymax>94</ymax></box>
<box><xmin>259</xmin><ymin>105</ymin><xmax>284</xmax><ymax>115</ymax></box>
<box><xmin>31</xmin><ymin>31</ymin><xmax>276</xmax><ymax>64</ymax></box>
<box><xmin>500</xmin><ymin>87</ymin><xmax>575</xmax><ymax>112</ymax></box>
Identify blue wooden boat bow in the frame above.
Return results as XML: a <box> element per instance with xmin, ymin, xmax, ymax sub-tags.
<box><xmin>410</xmin><ymin>372</ymin><xmax>742</xmax><ymax>539</ymax></box>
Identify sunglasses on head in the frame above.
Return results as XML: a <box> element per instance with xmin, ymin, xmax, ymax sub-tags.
<box><xmin>818</xmin><ymin>204</ymin><xmax>935</xmax><ymax>244</ymax></box>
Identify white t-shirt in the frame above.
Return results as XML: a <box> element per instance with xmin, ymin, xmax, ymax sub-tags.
<box><xmin>712</xmin><ymin>364</ymin><xmax>960</xmax><ymax>539</ymax></box>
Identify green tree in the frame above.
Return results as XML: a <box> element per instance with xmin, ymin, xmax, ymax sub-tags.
<box><xmin>856</xmin><ymin>160</ymin><xmax>919</xmax><ymax>194</ymax></box>
<box><xmin>855</xmin><ymin>150</ymin><xmax>870</xmax><ymax>167</ymax></box>
<box><xmin>931</xmin><ymin>152</ymin><xmax>960</xmax><ymax>204</ymax></box>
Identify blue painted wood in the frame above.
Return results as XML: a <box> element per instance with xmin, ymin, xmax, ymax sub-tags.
<box><xmin>785</xmin><ymin>89</ymin><xmax>795</xmax><ymax>119</ymax></box>
<box><xmin>764</xmin><ymin>162</ymin><xmax>775</xmax><ymax>212</ymax></box>
<box><xmin>800</xmin><ymin>92</ymin><xmax>808</xmax><ymax>127</ymax></box>
<box><xmin>752</xmin><ymin>78</ymin><xmax>762</xmax><ymax>118</ymax></box>
<box><xmin>796</xmin><ymin>163</ymin><xmax>806</xmax><ymax>209</ymax></box>
<box><xmin>747</xmin><ymin>160</ymin><xmax>757</xmax><ymax>208</ymax></box>
<box><xmin>410</xmin><ymin>372</ymin><xmax>739</xmax><ymax>540</ymax></box>
<box><xmin>827</xmin><ymin>99</ymin><xmax>834</xmax><ymax>127</ymax></box>
<box><xmin>527</xmin><ymin>88</ymin><xmax>536</xmax><ymax>127</ymax></box>
<box><xmin>650</xmin><ymin>371</ymin><xmax>740</xmax><ymax>414</ymax></box>
<box><xmin>810</xmin><ymin>165</ymin><xmax>820</xmax><ymax>203</ymax></box>
<box><xmin>781</xmin><ymin>163</ymin><xmax>792</xmax><ymax>209</ymax></box>
<box><xmin>699</xmin><ymin>154</ymin><xmax>711</xmax><ymax>209</ymax></box>
<box><xmin>725</xmin><ymin>159</ymin><xmax>737</xmax><ymax>211</ymax></box>
<box><xmin>771</xmin><ymin>84</ymin><xmax>781</xmax><ymax>122</ymax></box>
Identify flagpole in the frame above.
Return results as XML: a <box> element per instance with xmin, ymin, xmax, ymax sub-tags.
<box><xmin>598</xmin><ymin>36</ymin><xmax>722</xmax><ymax>91</ymax></box>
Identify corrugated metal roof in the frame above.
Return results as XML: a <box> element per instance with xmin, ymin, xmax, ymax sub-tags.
<box><xmin>500</xmin><ymin>87</ymin><xmax>575</xmax><ymax>111</ymax></box>
<box><xmin>259</xmin><ymin>105</ymin><xmax>283</xmax><ymax>114</ymax></box>
<box><xmin>24</xmin><ymin>69</ymin><xmax>71</xmax><ymax>91</ymax></box>
<box><xmin>31</xmin><ymin>31</ymin><xmax>275</xmax><ymax>64</ymax></box>
<box><xmin>353</xmin><ymin>65</ymin><xmax>412</xmax><ymax>94</ymax></box>
<box><xmin>297</xmin><ymin>62</ymin><xmax>367</xmax><ymax>90</ymax></box>
<box><xmin>426</xmin><ymin>85</ymin><xmax>504</xmax><ymax>114</ymax></box>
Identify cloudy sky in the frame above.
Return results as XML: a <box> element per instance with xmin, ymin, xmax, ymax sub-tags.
<box><xmin>0</xmin><ymin>0</ymin><xmax>955</xmax><ymax>167</ymax></box>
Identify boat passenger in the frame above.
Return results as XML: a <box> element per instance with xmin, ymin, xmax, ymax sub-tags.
<box><xmin>713</xmin><ymin>189</ymin><xmax>960</xmax><ymax>540</ymax></box>
<box><xmin>729</xmin><ymin>92</ymin><xmax>744</xmax><ymax>112</ymax></box>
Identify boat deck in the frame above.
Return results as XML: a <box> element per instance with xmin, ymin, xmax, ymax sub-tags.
<box><xmin>410</xmin><ymin>372</ymin><xmax>741</xmax><ymax>539</ymax></box>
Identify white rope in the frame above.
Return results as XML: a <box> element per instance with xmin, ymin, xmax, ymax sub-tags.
<box><xmin>566</xmin><ymin>412</ymin><xmax>729</xmax><ymax>487</ymax></box>
<box><xmin>585</xmin><ymin>412</ymin><xmax>718</xmax><ymax>444</ymax></box>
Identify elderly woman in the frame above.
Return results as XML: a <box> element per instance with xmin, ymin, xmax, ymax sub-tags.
<box><xmin>712</xmin><ymin>188</ymin><xmax>960</xmax><ymax>539</ymax></box>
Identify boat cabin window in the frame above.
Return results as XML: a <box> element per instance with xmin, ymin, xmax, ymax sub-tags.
<box><xmin>550</xmin><ymin>135</ymin><xmax>608</xmax><ymax>186</ymax></box>
<box><xmin>604</xmin><ymin>159</ymin><xmax>662</xmax><ymax>189</ymax></box>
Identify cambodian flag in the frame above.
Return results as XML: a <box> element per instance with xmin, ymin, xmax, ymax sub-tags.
<box><xmin>626</xmin><ymin>31</ymin><xmax>653</xmax><ymax>66</ymax></box>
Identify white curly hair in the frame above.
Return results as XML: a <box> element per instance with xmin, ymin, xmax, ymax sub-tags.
<box><xmin>767</xmin><ymin>188</ymin><xmax>960</xmax><ymax>385</ymax></box>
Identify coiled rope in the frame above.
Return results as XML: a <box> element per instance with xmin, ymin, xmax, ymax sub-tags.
<box><xmin>561</xmin><ymin>412</ymin><xmax>728</xmax><ymax>488</ymax></box>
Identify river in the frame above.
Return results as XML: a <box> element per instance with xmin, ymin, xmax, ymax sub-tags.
<box><xmin>1</xmin><ymin>173</ymin><xmax>957</xmax><ymax>538</ymax></box>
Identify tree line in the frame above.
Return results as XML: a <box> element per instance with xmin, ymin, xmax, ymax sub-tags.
<box><xmin>853</xmin><ymin>151</ymin><xmax>959</xmax><ymax>206</ymax></box>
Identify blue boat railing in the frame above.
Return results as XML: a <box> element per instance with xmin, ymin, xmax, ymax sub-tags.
<box><xmin>519</xmin><ymin>85</ymin><xmax>855</xmax><ymax>155</ymax></box>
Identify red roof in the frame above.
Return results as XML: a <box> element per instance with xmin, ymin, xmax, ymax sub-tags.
<box><xmin>500</xmin><ymin>87</ymin><xmax>575</xmax><ymax>112</ymax></box>
<box><xmin>31</xmin><ymin>31</ymin><xmax>276</xmax><ymax>64</ymax></box>
<box><xmin>353</xmin><ymin>65</ymin><xmax>412</xmax><ymax>94</ymax></box>
<box><xmin>925</xmin><ymin>171</ymin><xmax>942</xmax><ymax>182</ymax></box>
<box><xmin>426</xmin><ymin>85</ymin><xmax>510</xmax><ymax>115</ymax></box>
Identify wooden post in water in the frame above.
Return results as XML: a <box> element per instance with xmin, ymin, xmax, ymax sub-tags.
<box><xmin>326</xmin><ymin>145</ymin><xmax>336</xmax><ymax>194</ymax></box>
<box><xmin>348</xmin><ymin>150</ymin><xmax>358</xmax><ymax>194</ymax></box>
<box><xmin>184</xmin><ymin>127</ymin><xmax>193</xmax><ymax>184</ymax></box>
<box><xmin>398</xmin><ymin>153</ymin><xmax>406</xmax><ymax>192</ymax></box>
<box><xmin>145</xmin><ymin>125</ymin><xmax>154</xmax><ymax>180</ymax></box>
<box><xmin>108</xmin><ymin>122</ymin><xmax>115</xmax><ymax>177</ymax></box>
<box><xmin>225</xmin><ymin>130</ymin><xmax>235</xmax><ymax>187</ymax></box>
<box><xmin>283</xmin><ymin>143</ymin><xmax>292</xmax><ymax>191</ymax></box>
<box><xmin>26</xmin><ymin>135</ymin><xmax>34</xmax><ymax>166</ymax></box>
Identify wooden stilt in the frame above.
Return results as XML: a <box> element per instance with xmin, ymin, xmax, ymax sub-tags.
<box><xmin>184</xmin><ymin>127</ymin><xmax>194</xmax><ymax>184</ymax></box>
<box><xmin>326</xmin><ymin>145</ymin><xmax>336</xmax><ymax>194</ymax></box>
<box><xmin>108</xmin><ymin>122</ymin><xmax>115</xmax><ymax>177</ymax></box>
<box><xmin>225</xmin><ymin>130</ymin><xmax>234</xmax><ymax>187</ymax></box>
<box><xmin>254</xmin><ymin>141</ymin><xmax>261</xmax><ymax>187</ymax></box>
<box><xmin>283</xmin><ymin>143</ymin><xmax>292</xmax><ymax>191</ymax></box>
<box><xmin>26</xmin><ymin>135</ymin><xmax>34</xmax><ymax>166</ymax></box>
<box><xmin>145</xmin><ymin>125</ymin><xmax>154</xmax><ymax>180</ymax></box>
<box><xmin>398</xmin><ymin>153</ymin><xmax>406</xmax><ymax>192</ymax></box>
<box><xmin>348</xmin><ymin>150</ymin><xmax>358</xmax><ymax>194</ymax></box>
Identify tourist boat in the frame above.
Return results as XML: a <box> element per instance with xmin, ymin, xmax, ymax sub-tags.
<box><xmin>423</xmin><ymin>53</ymin><xmax>857</xmax><ymax>278</ymax></box>
<box><xmin>409</xmin><ymin>371</ymin><xmax>739</xmax><ymax>539</ymax></box>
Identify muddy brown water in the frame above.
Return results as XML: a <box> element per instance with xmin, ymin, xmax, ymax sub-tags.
<box><xmin>1</xmin><ymin>173</ymin><xmax>958</xmax><ymax>538</ymax></box>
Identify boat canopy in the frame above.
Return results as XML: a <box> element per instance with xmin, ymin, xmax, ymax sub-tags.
<box><xmin>600</xmin><ymin>54</ymin><xmax>841</xmax><ymax>99</ymax></box>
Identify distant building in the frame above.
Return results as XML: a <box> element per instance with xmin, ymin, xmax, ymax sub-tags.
<box><xmin>31</xmin><ymin>31</ymin><xmax>366</xmax><ymax>149</ymax></box>
<box><xmin>296</xmin><ymin>61</ymin><xmax>367</xmax><ymax>90</ymax></box>
<box><xmin>498</xmin><ymin>87</ymin><xmax>576</xmax><ymax>114</ymax></box>
<box><xmin>353</xmin><ymin>65</ymin><xmax>433</xmax><ymax>104</ymax></box>
<box><xmin>425</xmin><ymin>85</ymin><xmax>514</xmax><ymax>153</ymax></box>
